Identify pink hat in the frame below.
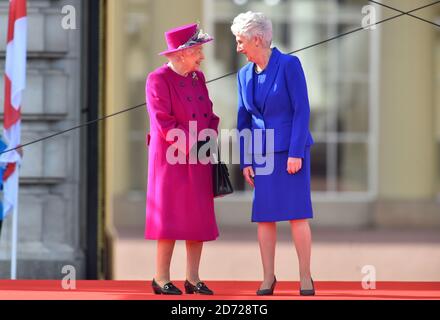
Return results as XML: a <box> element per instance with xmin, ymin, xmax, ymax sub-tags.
<box><xmin>159</xmin><ymin>23</ymin><xmax>213</xmax><ymax>56</ymax></box>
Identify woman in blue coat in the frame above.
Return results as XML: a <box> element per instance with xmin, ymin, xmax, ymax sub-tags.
<box><xmin>231</xmin><ymin>11</ymin><xmax>315</xmax><ymax>296</ymax></box>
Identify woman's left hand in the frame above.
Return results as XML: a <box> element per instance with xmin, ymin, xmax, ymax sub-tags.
<box><xmin>287</xmin><ymin>157</ymin><xmax>302</xmax><ymax>174</ymax></box>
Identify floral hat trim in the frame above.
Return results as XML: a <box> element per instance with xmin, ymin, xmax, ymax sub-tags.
<box><xmin>177</xmin><ymin>24</ymin><xmax>213</xmax><ymax>50</ymax></box>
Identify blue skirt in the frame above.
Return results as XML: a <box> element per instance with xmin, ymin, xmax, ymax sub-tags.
<box><xmin>252</xmin><ymin>147</ymin><xmax>313</xmax><ymax>222</ymax></box>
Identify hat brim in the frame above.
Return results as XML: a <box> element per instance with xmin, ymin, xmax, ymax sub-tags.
<box><xmin>158</xmin><ymin>38</ymin><xmax>213</xmax><ymax>56</ymax></box>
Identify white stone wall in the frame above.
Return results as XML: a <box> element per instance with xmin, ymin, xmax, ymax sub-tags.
<box><xmin>0</xmin><ymin>0</ymin><xmax>85</xmax><ymax>279</ymax></box>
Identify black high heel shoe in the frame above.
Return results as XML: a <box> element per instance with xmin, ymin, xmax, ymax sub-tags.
<box><xmin>256</xmin><ymin>276</ymin><xmax>277</xmax><ymax>296</ymax></box>
<box><xmin>299</xmin><ymin>278</ymin><xmax>315</xmax><ymax>296</ymax></box>
<box><xmin>152</xmin><ymin>279</ymin><xmax>182</xmax><ymax>295</ymax></box>
<box><xmin>184</xmin><ymin>280</ymin><xmax>214</xmax><ymax>295</ymax></box>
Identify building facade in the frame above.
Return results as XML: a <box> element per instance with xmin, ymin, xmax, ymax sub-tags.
<box><xmin>104</xmin><ymin>0</ymin><xmax>440</xmax><ymax>238</ymax></box>
<box><xmin>1</xmin><ymin>0</ymin><xmax>438</xmax><ymax>279</ymax></box>
<box><xmin>0</xmin><ymin>0</ymin><xmax>100</xmax><ymax>279</ymax></box>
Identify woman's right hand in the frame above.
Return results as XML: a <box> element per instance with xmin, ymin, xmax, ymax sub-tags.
<box><xmin>243</xmin><ymin>166</ymin><xmax>255</xmax><ymax>188</ymax></box>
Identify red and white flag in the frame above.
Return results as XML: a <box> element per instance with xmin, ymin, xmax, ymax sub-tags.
<box><xmin>1</xmin><ymin>0</ymin><xmax>27</xmax><ymax>218</ymax></box>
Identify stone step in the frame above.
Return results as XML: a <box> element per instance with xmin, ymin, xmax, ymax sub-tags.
<box><xmin>111</xmin><ymin>227</ymin><xmax>440</xmax><ymax>282</ymax></box>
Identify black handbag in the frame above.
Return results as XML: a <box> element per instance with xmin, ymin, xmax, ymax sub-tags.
<box><xmin>212</xmin><ymin>149</ymin><xmax>233</xmax><ymax>198</ymax></box>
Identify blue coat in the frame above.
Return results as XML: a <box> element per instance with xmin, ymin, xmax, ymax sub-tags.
<box><xmin>237</xmin><ymin>47</ymin><xmax>314</xmax><ymax>170</ymax></box>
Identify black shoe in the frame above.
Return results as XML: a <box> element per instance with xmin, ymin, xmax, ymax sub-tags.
<box><xmin>256</xmin><ymin>276</ymin><xmax>277</xmax><ymax>296</ymax></box>
<box><xmin>184</xmin><ymin>280</ymin><xmax>214</xmax><ymax>295</ymax></box>
<box><xmin>152</xmin><ymin>279</ymin><xmax>182</xmax><ymax>295</ymax></box>
<box><xmin>300</xmin><ymin>278</ymin><xmax>315</xmax><ymax>296</ymax></box>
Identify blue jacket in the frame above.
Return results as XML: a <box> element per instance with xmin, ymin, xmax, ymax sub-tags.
<box><xmin>237</xmin><ymin>47</ymin><xmax>314</xmax><ymax>169</ymax></box>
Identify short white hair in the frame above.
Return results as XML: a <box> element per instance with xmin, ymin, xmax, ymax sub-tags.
<box><xmin>231</xmin><ymin>11</ymin><xmax>273</xmax><ymax>48</ymax></box>
<box><xmin>165</xmin><ymin>45</ymin><xmax>201</xmax><ymax>63</ymax></box>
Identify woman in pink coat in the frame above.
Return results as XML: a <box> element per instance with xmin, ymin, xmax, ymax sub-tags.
<box><xmin>145</xmin><ymin>23</ymin><xmax>219</xmax><ymax>295</ymax></box>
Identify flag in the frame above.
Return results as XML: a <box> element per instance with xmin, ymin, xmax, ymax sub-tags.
<box><xmin>0</xmin><ymin>138</ymin><xmax>6</xmax><ymax>225</ymax></box>
<box><xmin>1</xmin><ymin>0</ymin><xmax>27</xmax><ymax>220</ymax></box>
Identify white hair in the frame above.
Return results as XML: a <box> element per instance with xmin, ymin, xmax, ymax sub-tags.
<box><xmin>231</xmin><ymin>11</ymin><xmax>273</xmax><ymax>48</ymax></box>
<box><xmin>165</xmin><ymin>46</ymin><xmax>200</xmax><ymax>63</ymax></box>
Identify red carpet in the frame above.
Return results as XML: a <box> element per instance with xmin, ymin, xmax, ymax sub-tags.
<box><xmin>0</xmin><ymin>281</ymin><xmax>439</xmax><ymax>300</ymax></box>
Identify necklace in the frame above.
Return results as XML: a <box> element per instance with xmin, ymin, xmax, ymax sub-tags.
<box><xmin>254</xmin><ymin>65</ymin><xmax>263</xmax><ymax>74</ymax></box>
<box><xmin>255</xmin><ymin>48</ymin><xmax>272</xmax><ymax>74</ymax></box>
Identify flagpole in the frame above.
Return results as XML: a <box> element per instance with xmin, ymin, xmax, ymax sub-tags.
<box><xmin>10</xmin><ymin>167</ymin><xmax>19</xmax><ymax>279</ymax></box>
<box><xmin>3</xmin><ymin>0</ymin><xmax>27</xmax><ymax>280</ymax></box>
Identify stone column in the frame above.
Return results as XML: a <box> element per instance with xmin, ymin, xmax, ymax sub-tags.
<box><xmin>375</xmin><ymin>0</ymin><xmax>439</xmax><ymax>227</ymax></box>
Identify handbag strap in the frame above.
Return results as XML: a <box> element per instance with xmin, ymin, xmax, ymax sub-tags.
<box><xmin>212</xmin><ymin>148</ymin><xmax>221</xmax><ymax>164</ymax></box>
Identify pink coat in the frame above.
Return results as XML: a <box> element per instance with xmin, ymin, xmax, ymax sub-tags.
<box><xmin>145</xmin><ymin>65</ymin><xmax>220</xmax><ymax>241</ymax></box>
